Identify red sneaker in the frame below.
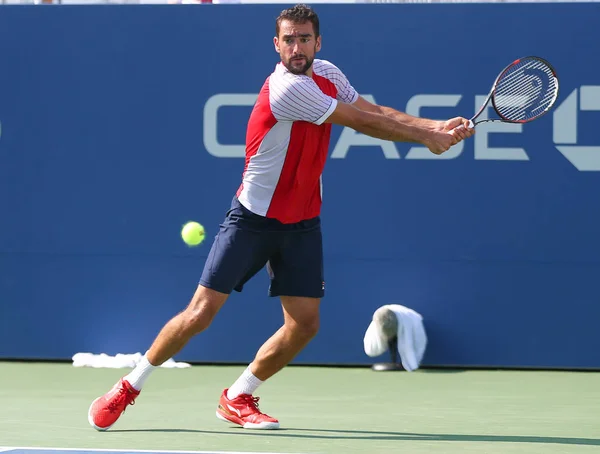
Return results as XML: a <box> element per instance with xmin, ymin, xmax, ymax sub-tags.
<box><xmin>88</xmin><ymin>378</ymin><xmax>140</xmax><ymax>431</ymax></box>
<box><xmin>216</xmin><ymin>388</ymin><xmax>280</xmax><ymax>429</ymax></box>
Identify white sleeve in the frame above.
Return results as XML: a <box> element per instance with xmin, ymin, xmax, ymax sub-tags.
<box><xmin>269</xmin><ymin>75</ymin><xmax>338</xmax><ymax>125</ymax></box>
<box><xmin>313</xmin><ymin>59</ymin><xmax>359</xmax><ymax>105</ymax></box>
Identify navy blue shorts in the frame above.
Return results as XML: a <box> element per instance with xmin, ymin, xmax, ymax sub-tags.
<box><xmin>199</xmin><ymin>196</ymin><xmax>324</xmax><ymax>298</ymax></box>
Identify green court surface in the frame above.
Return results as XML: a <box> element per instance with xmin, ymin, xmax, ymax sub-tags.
<box><xmin>1</xmin><ymin>362</ymin><xmax>599</xmax><ymax>454</ymax></box>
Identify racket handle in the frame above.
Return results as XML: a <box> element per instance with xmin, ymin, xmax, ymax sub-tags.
<box><xmin>447</xmin><ymin>119</ymin><xmax>475</xmax><ymax>135</ymax></box>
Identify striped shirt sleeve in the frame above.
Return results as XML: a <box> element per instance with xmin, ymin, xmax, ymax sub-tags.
<box><xmin>269</xmin><ymin>74</ymin><xmax>338</xmax><ymax>125</ymax></box>
<box><xmin>313</xmin><ymin>59</ymin><xmax>359</xmax><ymax>105</ymax></box>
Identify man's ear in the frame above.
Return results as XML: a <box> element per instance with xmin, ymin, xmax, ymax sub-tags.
<box><xmin>274</xmin><ymin>37</ymin><xmax>280</xmax><ymax>54</ymax></box>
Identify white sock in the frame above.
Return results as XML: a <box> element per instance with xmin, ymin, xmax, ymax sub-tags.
<box><xmin>227</xmin><ymin>365</ymin><xmax>264</xmax><ymax>400</ymax></box>
<box><xmin>123</xmin><ymin>354</ymin><xmax>157</xmax><ymax>391</ymax></box>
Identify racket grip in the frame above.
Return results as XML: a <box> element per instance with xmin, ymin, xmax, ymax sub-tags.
<box><xmin>447</xmin><ymin>119</ymin><xmax>475</xmax><ymax>135</ymax></box>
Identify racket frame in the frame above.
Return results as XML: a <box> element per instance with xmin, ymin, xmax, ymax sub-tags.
<box><xmin>470</xmin><ymin>56</ymin><xmax>559</xmax><ymax>127</ymax></box>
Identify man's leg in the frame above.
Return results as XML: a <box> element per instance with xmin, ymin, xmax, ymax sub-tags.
<box><xmin>227</xmin><ymin>295</ymin><xmax>320</xmax><ymax>395</ymax></box>
<box><xmin>250</xmin><ymin>218</ymin><xmax>324</xmax><ymax>381</ymax></box>
<box><xmin>216</xmin><ymin>296</ymin><xmax>320</xmax><ymax>430</ymax></box>
<box><xmin>88</xmin><ymin>196</ymin><xmax>272</xmax><ymax>431</ymax></box>
<box><xmin>146</xmin><ymin>285</ymin><xmax>229</xmax><ymax>366</ymax></box>
<box><xmin>217</xmin><ymin>217</ymin><xmax>323</xmax><ymax>430</ymax></box>
<box><xmin>124</xmin><ymin>285</ymin><xmax>229</xmax><ymax>389</ymax></box>
<box><xmin>248</xmin><ymin>295</ymin><xmax>320</xmax><ymax>380</ymax></box>
<box><xmin>88</xmin><ymin>285</ymin><xmax>228</xmax><ymax>431</ymax></box>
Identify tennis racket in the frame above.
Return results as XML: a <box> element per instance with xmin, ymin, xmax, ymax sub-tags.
<box><xmin>457</xmin><ymin>56</ymin><xmax>559</xmax><ymax>130</ymax></box>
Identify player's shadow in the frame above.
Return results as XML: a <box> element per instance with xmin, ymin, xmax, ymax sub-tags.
<box><xmin>109</xmin><ymin>428</ymin><xmax>600</xmax><ymax>446</ymax></box>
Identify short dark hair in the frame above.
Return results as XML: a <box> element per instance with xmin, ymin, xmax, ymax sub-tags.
<box><xmin>275</xmin><ymin>4</ymin><xmax>320</xmax><ymax>38</ymax></box>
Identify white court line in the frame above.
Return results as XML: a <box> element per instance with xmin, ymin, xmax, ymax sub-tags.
<box><xmin>0</xmin><ymin>449</ymin><xmax>307</xmax><ymax>454</ymax></box>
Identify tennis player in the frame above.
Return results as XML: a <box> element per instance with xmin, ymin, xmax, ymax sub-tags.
<box><xmin>88</xmin><ymin>3</ymin><xmax>474</xmax><ymax>432</ymax></box>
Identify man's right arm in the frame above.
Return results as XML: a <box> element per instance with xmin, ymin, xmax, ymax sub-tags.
<box><xmin>325</xmin><ymin>101</ymin><xmax>456</xmax><ymax>155</ymax></box>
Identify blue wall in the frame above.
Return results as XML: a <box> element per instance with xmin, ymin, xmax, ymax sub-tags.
<box><xmin>1</xmin><ymin>4</ymin><xmax>599</xmax><ymax>368</ymax></box>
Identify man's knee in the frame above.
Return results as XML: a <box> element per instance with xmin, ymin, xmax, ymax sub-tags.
<box><xmin>284</xmin><ymin>307</ymin><xmax>320</xmax><ymax>340</ymax></box>
<box><xmin>183</xmin><ymin>285</ymin><xmax>228</xmax><ymax>334</ymax></box>
<box><xmin>280</xmin><ymin>295</ymin><xmax>321</xmax><ymax>341</ymax></box>
<box><xmin>294</xmin><ymin>316</ymin><xmax>320</xmax><ymax>340</ymax></box>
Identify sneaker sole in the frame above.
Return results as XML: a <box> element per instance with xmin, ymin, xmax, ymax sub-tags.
<box><xmin>88</xmin><ymin>397</ymin><xmax>114</xmax><ymax>432</ymax></box>
<box><xmin>215</xmin><ymin>410</ymin><xmax>280</xmax><ymax>430</ymax></box>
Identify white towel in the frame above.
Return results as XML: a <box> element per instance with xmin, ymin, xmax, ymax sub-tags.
<box><xmin>72</xmin><ymin>352</ymin><xmax>191</xmax><ymax>369</ymax></box>
<box><xmin>363</xmin><ymin>304</ymin><xmax>427</xmax><ymax>372</ymax></box>
<box><xmin>363</xmin><ymin>318</ymin><xmax>389</xmax><ymax>358</ymax></box>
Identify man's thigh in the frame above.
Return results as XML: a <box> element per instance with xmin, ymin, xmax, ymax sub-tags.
<box><xmin>267</xmin><ymin>218</ymin><xmax>324</xmax><ymax>298</ymax></box>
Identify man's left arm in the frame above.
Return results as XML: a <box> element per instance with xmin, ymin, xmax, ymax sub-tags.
<box><xmin>352</xmin><ymin>95</ymin><xmax>471</xmax><ymax>136</ymax></box>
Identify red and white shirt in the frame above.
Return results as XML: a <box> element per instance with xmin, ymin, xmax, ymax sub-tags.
<box><xmin>236</xmin><ymin>59</ymin><xmax>359</xmax><ymax>224</ymax></box>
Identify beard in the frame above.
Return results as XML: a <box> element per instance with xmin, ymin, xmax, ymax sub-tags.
<box><xmin>283</xmin><ymin>54</ymin><xmax>314</xmax><ymax>75</ymax></box>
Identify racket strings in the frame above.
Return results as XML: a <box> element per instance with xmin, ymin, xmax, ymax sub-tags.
<box><xmin>493</xmin><ymin>59</ymin><xmax>558</xmax><ymax>122</ymax></box>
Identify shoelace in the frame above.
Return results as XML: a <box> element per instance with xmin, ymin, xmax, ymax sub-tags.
<box><xmin>239</xmin><ymin>395</ymin><xmax>262</xmax><ymax>411</ymax></box>
<box><xmin>107</xmin><ymin>387</ymin><xmax>137</xmax><ymax>414</ymax></box>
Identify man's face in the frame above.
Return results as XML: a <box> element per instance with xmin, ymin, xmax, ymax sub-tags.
<box><xmin>274</xmin><ymin>19</ymin><xmax>321</xmax><ymax>75</ymax></box>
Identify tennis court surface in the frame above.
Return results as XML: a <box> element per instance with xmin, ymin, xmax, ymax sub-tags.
<box><xmin>2</xmin><ymin>362</ymin><xmax>599</xmax><ymax>454</ymax></box>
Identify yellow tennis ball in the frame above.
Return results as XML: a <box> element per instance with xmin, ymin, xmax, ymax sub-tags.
<box><xmin>181</xmin><ymin>221</ymin><xmax>205</xmax><ymax>246</ymax></box>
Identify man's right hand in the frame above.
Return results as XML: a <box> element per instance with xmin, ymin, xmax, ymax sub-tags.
<box><xmin>423</xmin><ymin>130</ymin><xmax>459</xmax><ymax>155</ymax></box>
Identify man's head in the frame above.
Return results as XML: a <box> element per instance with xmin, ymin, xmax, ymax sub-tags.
<box><xmin>274</xmin><ymin>4</ymin><xmax>321</xmax><ymax>75</ymax></box>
